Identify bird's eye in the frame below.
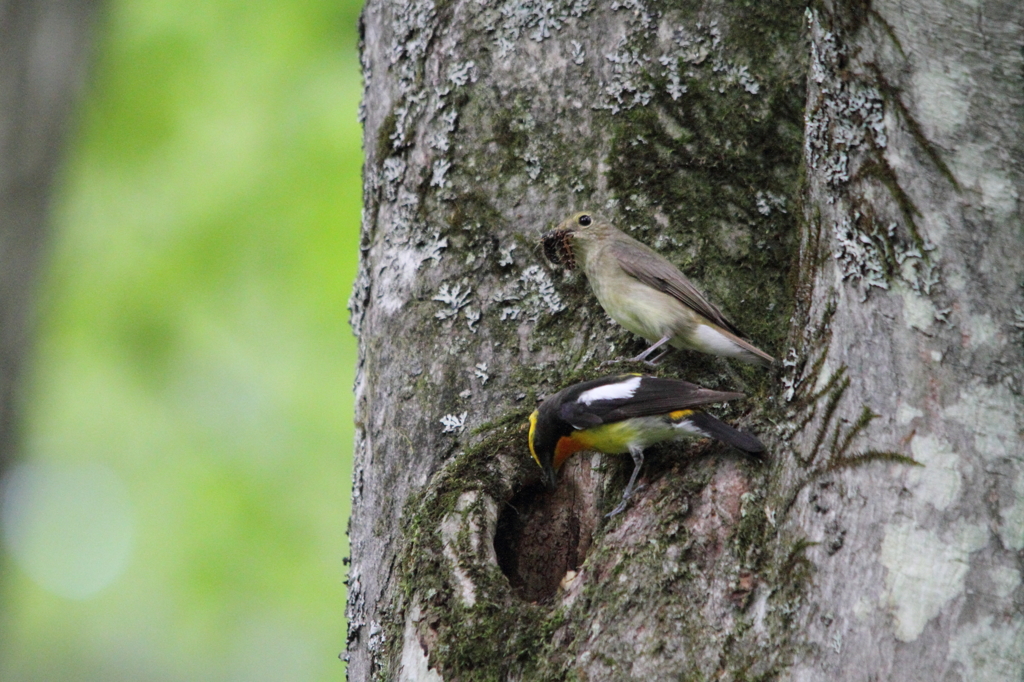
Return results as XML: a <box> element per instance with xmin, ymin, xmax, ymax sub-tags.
<box><xmin>578</xmin><ymin>214</ymin><xmax>592</xmax><ymax>227</ymax></box>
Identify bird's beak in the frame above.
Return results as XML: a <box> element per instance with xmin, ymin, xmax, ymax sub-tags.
<box><xmin>543</xmin><ymin>464</ymin><xmax>558</xmax><ymax>491</ymax></box>
<box><xmin>540</xmin><ymin>228</ymin><xmax>576</xmax><ymax>268</ymax></box>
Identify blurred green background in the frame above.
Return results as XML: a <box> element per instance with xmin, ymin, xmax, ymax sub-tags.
<box><xmin>0</xmin><ymin>0</ymin><xmax>364</xmax><ymax>679</ymax></box>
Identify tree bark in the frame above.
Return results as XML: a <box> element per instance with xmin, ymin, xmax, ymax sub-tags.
<box><xmin>346</xmin><ymin>0</ymin><xmax>1024</xmax><ymax>680</ymax></box>
<box><xmin>0</xmin><ymin>0</ymin><xmax>99</xmax><ymax>474</ymax></box>
<box><xmin>785</xmin><ymin>1</ymin><xmax>1024</xmax><ymax>679</ymax></box>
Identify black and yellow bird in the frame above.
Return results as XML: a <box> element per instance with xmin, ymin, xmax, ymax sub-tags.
<box><xmin>528</xmin><ymin>374</ymin><xmax>765</xmax><ymax>516</ymax></box>
<box><xmin>541</xmin><ymin>211</ymin><xmax>774</xmax><ymax>366</ymax></box>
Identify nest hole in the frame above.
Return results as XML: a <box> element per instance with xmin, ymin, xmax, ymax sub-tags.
<box><xmin>494</xmin><ymin>459</ymin><xmax>601</xmax><ymax>602</ymax></box>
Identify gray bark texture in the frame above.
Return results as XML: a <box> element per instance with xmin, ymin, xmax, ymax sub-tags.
<box><xmin>346</xmin><ymin>0</ymin><xmax>1024</xmax><ymax>680</ymax></box>
<box><xmin>0</xmin><ymin>0</ymin><xmax>98</xmax><ymax>473</ymax></box>
<box><xmin>787</xmin><ymin>1</ymin><xmax>1024</xmax><ymax>680</ymax></box>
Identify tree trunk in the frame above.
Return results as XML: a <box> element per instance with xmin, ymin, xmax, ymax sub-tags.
<box><xmin>346</xmin><ymin>0</ymin><xmax>1024</xmax><ymax>680</ymax></box>
<box><xmin>786</xmin><ymin>1</ymin><xmax>1024</xmax><ymax>679</ymax></box>
<box><xmin>0</xmin><ymin>0</ymin><xmax>99</xmax><ymax>474</ymax></box>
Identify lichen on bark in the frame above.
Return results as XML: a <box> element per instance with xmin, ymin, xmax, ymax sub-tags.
<box><xmin>345</xmin><ymin>0</ymin><xmax>953</xmax><ymax>679</ymax></box>
<box><xmin>781</xmin><ymin>1</ymin><xmax>1024</xmax><ymax>679</ymax></box>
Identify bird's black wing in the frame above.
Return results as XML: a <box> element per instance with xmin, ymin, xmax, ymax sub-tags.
<box><xmin>558</xmin><ymin>375</ymin><xmax>744</xmax><ymax>428</ymax></box>
<box><xmin>607</xmin><ymin>237</ymin><xmax>743</xmax><ymax>335</ymax></box>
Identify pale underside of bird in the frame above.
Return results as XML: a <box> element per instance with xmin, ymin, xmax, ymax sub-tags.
<box><xmin>542</xmin><ymin>212</ymin><xmax>774</xmax><ymax>366</ymax></box>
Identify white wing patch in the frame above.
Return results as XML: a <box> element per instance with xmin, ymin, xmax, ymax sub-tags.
<box><xmin>694</xmin><ymin>324</ymin><xmax>742</xmax><ymax>357</ymax></box>
<box><xmin>578</xmin><ymin>376</ymin><xmax>642</xmax><ymax>405</ymax></box>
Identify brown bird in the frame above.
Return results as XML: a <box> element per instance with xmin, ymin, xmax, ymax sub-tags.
<box><xmin>542</xmin><ymin>211</ymin><xmax>774</xmax><ymax>366</ymax></box>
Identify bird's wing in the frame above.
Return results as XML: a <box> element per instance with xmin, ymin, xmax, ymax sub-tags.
<box><xmin>608</xmin><ymin>238</ymin><xmax>742</xmax><ymax>335</ymax></box>
<box><xmin>559</xmin><ymin>375</ymin><xmax>744</xmax><ymax>428</ymax></box>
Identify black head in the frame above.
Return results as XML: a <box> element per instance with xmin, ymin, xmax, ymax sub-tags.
<box><xmin>528</xmin><ymin>395</ymin><xmax>582</xmax><ymax>491</ymax></box>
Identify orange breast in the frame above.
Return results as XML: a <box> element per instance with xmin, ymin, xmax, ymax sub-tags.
<box><xmin>553</xmin><ymin>435</ymin><xmax>589</xmax><ymax>470</ymax></box>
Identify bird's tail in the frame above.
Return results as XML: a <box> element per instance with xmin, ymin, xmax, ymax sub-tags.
<box><xmin>728</xmin><ymin>333</ymin><xmax>775</xmax><ymax>366</ymax></box>
<box><xmin>685</xmin><ymin>412</ymin><xmax>766</xmax><ymax>455</ymax></box>
<box><xmin>690</xmin><ymin>323</ymin><xmax>775</xmax><ymax>366</ymax></box>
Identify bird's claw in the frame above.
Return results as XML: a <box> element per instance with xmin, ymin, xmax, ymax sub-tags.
<box><xmin>605</xmin><ymin>501</ymin><xmax>628</xmax><ymax>518</ymax></box>
<box><xmin>604</xmin><ymin>483</ymin><xmax>648</xmax><ymax>518</ymax></box>
<box><xmin>600</xmin><ymin>353</ymin><xmax>664</xmax><ymax>368</ymax></box>
<box><xmin>630</xmin><ymin>348</ymin><xmax>670</xmax><ymax>367</ymax></box>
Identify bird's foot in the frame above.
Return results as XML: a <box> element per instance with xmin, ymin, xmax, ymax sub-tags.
<box><xmin>634</xmin><ymin>348</ymin><xmax>671</xmax><ymax>367</ymax></box>
<box><xmin>604</xmin><ymin>483</ymin><xmax>647</xmax><ymax>518</ymax></box>
<box><xmin>600</xmin><ymin>349</ymin><xmax>669</xmax><ymax>368</ymax></box>
<box><xmin>605</xmin><ymin>500</ymin><xmax>629</xmax><ymax>518</ymax></box>
<box><xmin>618</xmin><ymin>335</ymin><xmax>673</xmax><ymax>366</ymax></box>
